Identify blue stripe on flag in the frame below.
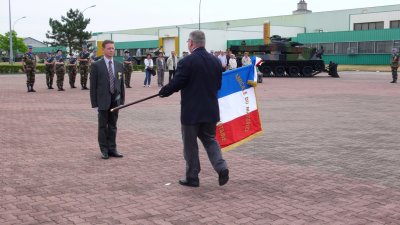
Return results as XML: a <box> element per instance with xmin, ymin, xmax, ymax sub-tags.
<box><xmin>218</xmin><ymin>65</ymin><xmax>255</xmax><ymax>99</ymax></box>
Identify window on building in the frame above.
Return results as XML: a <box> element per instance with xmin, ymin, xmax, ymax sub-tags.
<box><xmin>358</xmin><ymin>41</ymin><xmax>375</xmax><ymax>54</ymax></box>
<box><xmin>354</xmin><ymin>22</ymin><xmax>384</xmax><ymax>30</ymax></box>
<box><xmin>390</xmin><ymin>20</ymin><xmax>400</xmax><ymax>29</ymax></box>
<box><xmin>361</xmin><ymin>23</ymin><xmax>369</xmax><ymax>30</ymax></box>
<box><xmin>394</xmin><ymin>40</ymin><xmax>400</xmax><ymax>49</ymax></box>
<box><xmin>311</xmin><ymin>43</ymin><xmax>319</xmax><ymax>49</ymax></box>
<box><xmin>320</xmin><ymin>43</ymin><xmax>334</xmax><ymax>54</ymax></box>
<box><xmin>335</xmin><ymin>42</ymin><xmax>349</xmax><ymax>54</ymax></box>
<box><xmin>369</xmin><ymin>23</ymin><xmax>376</xmax><ymax>30</ymax></box>
<box><xmin>348</xmin><ymin>42</ymin><xmax>358</xmax><ymax>54</ymax></box>
<box><xmin>375</xmin><ymin>22</ymin><xmax>384</xmax><ymax>29</ymax></box>
<box><xmin>375</xmin><ymin>41</ymin><xmax>393</xmax><ymax>53</ymax></box>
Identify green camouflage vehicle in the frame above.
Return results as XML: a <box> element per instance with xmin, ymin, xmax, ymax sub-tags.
<box><xmin>231</xmin><ymin>35</ymin><xmax>338</xmax><ymax>77</ymax></box>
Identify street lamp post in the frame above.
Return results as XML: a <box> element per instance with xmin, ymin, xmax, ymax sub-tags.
<box><xmin>13</xmin><ymin>16</ymin><xmax>26</xmax><ymax>31</ymax></box>
<box><xmin>198</xmin><ymin>0</ymin><xmax>202</xmax><ymax>30</ymax></box>
<box><xmin>11</xmin><ymin>16</ymin><xmax>26</xmax><ymax>63</ymax></box>
<box><xmin>82</xmin><ymin>5</ymin><xmax>96</xmax><ymax>14</ymax></box>
<box><xmin>8</xmin><ymin>0</ymin><xmax>13</xmax><ymax>64</ymax></box>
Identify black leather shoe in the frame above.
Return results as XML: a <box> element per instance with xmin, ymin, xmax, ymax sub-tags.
<box><xmin>109</xmin><ymin>151</ymin><xmax>123</xmax><ymax>158</ymax></box>
<box><xmin>218</xmin><ymin>169</ymin><xmax>229</xmax><ymax>186</ymax></box>
<box><xmin>101</xmin><ymin>152</ymin><xmax>109</xmax><ymax>159</ymax></box>
<box><xmin>179</xmin><ymin>178</ymin><xmax>199</xmax><ymax>187</ymax></box>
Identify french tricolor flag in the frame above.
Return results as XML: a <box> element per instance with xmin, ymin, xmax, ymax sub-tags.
<box><xmin>216</xmin><ymin>57</ymin><xmax>263</xmax><ymax>151</ymax></box>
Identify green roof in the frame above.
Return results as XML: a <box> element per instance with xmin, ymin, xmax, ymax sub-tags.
<box><xmin>296</xmin><ymin>28</ymin><xmax>400</xmax><ymax>43</ymax></box>
<box><xmin>115</xmin><ymin>40</ymin><xmax>158</xmax><ymax>49</ymax></box>
<box><xmin>32</xmin><ymin>46</ymin><xmax>67</xmax><ymax>53</ymax></box>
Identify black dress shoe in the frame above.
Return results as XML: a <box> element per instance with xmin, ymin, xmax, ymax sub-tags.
<box><xmin>218</xmin><ymin>169</ymin><xmax>229</xmax><ymax>186</ymax></box>
<box><xmin>179</xmin><ymin>178</ymin><xmax>199</xmax><ymax>187</ymax></box>
<box><xmin>109</xmin><ymin>151</ymin><xmax>123</xmax><ymax>158</ymax></box>
<box><xmin>101</xmin><ymin>152</ymin><xmax>109</xmax><ymax>159</ymax></box>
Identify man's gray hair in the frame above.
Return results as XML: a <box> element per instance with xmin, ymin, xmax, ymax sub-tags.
<box><xmin>189</xmin><ymin>30</ymin><xmax>206</xmax><ymax>47</ymax></box>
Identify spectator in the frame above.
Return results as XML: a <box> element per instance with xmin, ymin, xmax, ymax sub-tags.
<box><xmin>218</xmin><ymin>51</ymin><xmax>227</xmax><ymax>71</ymax></box>
<box><xmin>167</xmin><ymin>51</ymin><xmax>178</xmax><ymax>82</ymax></box>
<box><xmin>228</xmin><ymin>54</ymin><xmax>237</xmax><ymax>70</ymax></box>
<box><xmin>241</xmin><ymin>52</ymin><xmax>252</xmax><ymax>66</ymax></box>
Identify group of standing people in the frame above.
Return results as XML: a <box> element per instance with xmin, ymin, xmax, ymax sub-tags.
<box><xmin>211</xmin><ymin>50</ymin><xmax>252</xmax><ymax>72</ymax></box>
<box><xmin>142</xmin><ymin>50</ymin><xmax>181</xmax><ymax>88</ymax></box>
<box><xmin>23</xmin><ymin>45</ymin><xmax>101</xmax><ymax>92</ymax></box>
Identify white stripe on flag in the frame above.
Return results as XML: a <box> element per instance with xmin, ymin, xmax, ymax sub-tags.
<box><xmin>218</xmin><ymin>87</ymin><xmax>258</xmax><ymax>123</ymax></box>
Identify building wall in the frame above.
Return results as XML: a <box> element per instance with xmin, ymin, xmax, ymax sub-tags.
<box><xmin>90</xmin><ymin>4</ymin><xmax>400</xmax><ymax>65</ymax></box>
<box><xmin>92</xmin><ymin>33</ymin><xmax>158</xmax><ymax>42</ymax></box>
<box><xmin>295</xmin><ymin>29</ymin><xmax>400</xmax><ymax>65</ymax></box>
<box><xmin>178</xmin><ymin>28</ymin><xmax>227</xmax><ymax>53</ymax></box>
<box><xmin>266</xmin><ymin>4</ymin><xmax>400</xmax><ymax>33</ymax></box>
<box><xmin>23</xmin><ymin>38</ymin><xmax>47</xmax><ymax>48</ymax></box>
<box><xmin>350</xmin><ymin>11</ymin><xmax>400</xmax><ymax>30</ymax></box>
<box><xmin>227</xmin><ymin>25</ymin><xmax>304</xmax><ymax>40</ymax></box>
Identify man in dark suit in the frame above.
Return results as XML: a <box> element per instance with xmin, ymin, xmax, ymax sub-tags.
<box><xmin>90</xmin><ymin>40</ymin><xmax>125</xmax><ymax>159</ymax></box>
<box><xmin>159</xmin><ymin>30</ymin><xmax>229</xmax><ymax>187</ymax></box>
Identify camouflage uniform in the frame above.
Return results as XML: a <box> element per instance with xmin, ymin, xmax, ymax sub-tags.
<box><xmin>22</xmin><ymin>51</ymin><xmax>37</xmax><ymax>92</ymax></box>
<box><xmin>123</xmin><ymin>53</ymin><xmax>134</xmax><ymax>88</ymax></box>
<box><xmin>390</xmin><ymin>52</ymin><xmax>399</xmax><ymax>83</ymax></box>
<box><xmin>55</xmin><ymin>54</ymin><xmax>66</xmax><ymax>91</ymax></box>
<box><xmin>78</xmin><ymin>51</ymin><xmax>90</xmax><ymax>89</ymax></box>
<box><xmin>90</xmin><ymin>53</ymin><xmax>101</xmax><ymax>63</ymax></box>
<box><xmin>45</xmin><ymin>54</ymin><xmax>55</xmax><ymax>89</ymax></box>
<box><xmin>67</xmin><ymin>55</ymin><xmax>78</xmax><ymax>88</ymax></box>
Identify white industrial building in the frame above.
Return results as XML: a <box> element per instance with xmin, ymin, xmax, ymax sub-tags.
<box><xmin>90</xmin><ymin>1</ymin><xmax>400</xmax><ymax>65</ymax></box>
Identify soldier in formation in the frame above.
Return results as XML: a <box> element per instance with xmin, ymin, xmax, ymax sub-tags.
<box><xmin>78</xmin><ymin>45</ymin><xmax>90</xmax><ymax>90</ymax></box>
<box><xmin>90</xmin><ymin>50</ymin><xmax>101</xmax><ymax>62</ymax></box>
<box><xmin>44</xmin><ymin>51</ymin><xmax>55</xmax><ymax>89</ymax></box>
<box><xmin>390</xmin><ymin>48</ymin><xmax>399</xmax><ymax>84</ymax></box>
<box><xmin>22</xmin><ymin>45</ymin><xmax>37</xmax><ymax>92</ymax></box>
<box><xmin>123</xmin><ymin>50</ymin><xmax>133</xmax><ymax>88</ymax></box>
<box><xmin>55</xmin><ymin>49</ymin><xmax>66</xmax><ymax>91</ymax></box>
<box><xmin>67</xmin><ymin>53</ymin><xmax>77</xmax><ymax>88</ymax></box>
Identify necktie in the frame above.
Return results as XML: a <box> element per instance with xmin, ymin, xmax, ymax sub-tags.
<box><xmin>108</xmin><ymin>60</ymin><xmax>115</xmax><ymax>94</ymax></box>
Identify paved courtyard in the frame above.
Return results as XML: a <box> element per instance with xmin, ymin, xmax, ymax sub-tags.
<box><xmin>0</xmin><ymin>71</ymin><xmax>399</xmax><ymax>224</ymax></box>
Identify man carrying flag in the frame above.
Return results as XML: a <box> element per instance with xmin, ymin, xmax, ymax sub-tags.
<box><xmin>159</xmin><ymin>30</ymin><xmax>229</xmax><ymax>188</ymax></box>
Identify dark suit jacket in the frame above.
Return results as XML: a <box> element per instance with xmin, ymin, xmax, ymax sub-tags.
<box><xmin>162</xmin><ymin>47</ymin><xmax>222</xmax><ymax>125</ymax></box>
<box><xmin>90</xmin><ymin>58</ymin><xmax>125</xmax><ymax>110</ymax></box>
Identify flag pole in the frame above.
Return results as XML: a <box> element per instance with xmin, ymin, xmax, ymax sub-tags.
<box><xmin>110</xmin><ymin>94</ymin><xmax>160</xmax><ymax>112</ymax></box>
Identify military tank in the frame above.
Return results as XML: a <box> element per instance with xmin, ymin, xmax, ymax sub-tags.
<box><xmin>230</xmin><ymin>35</ymin><xmax>338</xmax><ymax>77</ymax></box>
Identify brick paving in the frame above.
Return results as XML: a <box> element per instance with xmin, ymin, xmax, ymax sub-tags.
<box><xmin>0</xmin><ymin>71</ymin><xmax>399</xmax><ymax>224</ymax></box>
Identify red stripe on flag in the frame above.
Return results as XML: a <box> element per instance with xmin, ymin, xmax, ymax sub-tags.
<box><xmin>216</xmin><ymin>110</ymin><xmax>262</xmax><ymax>149</ymax></box>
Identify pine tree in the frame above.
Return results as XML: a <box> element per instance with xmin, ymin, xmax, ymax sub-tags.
<box><xmin>46</xmin><ymin>9</ymin><xmax>91</xmax><ymax>54</ymax></box>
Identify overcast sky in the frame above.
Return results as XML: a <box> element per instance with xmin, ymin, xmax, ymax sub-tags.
<box><xmin>1</xmin><ymin>0</ymin><xmax>399</xmax><ymax>42</ymax></box>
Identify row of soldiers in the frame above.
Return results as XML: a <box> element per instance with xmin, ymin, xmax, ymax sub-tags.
<box><xmin>22</xmin><ymin>45</ymin><xmax>136</xmax><ymax>92</ymax></box>
<box><xmin>43</xmin><ymin>45</ymin><xmax>96</xmax><ymax>91</ymax></box>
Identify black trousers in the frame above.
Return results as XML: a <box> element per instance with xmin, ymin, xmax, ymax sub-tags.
<box><xmin>168</xmin><ymin>70</ymin><xmax>175</xmax><ymax>82</ymax></box>
<box><xmin>181</xmin><ymin>123</ymin><xmax>227</xmax><ymax>179</ymax></box>
<box><xmin>98</xmin><ymin>99</ymin><xmax>119</xmax><ymax>154</ymax></box>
